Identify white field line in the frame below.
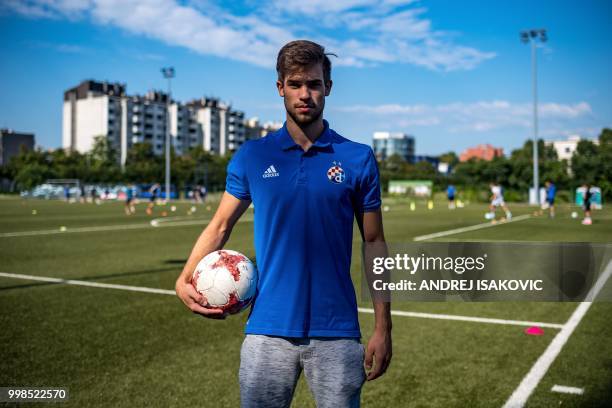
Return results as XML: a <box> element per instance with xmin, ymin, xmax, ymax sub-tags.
<box><xmin>0</xmin><ymin>272</ymin><xmax>175</xmax><ymax>295</ymax></box>
<box><xmin>502</xmin><ymin>259</ymin><xmax>612</xmax><ymax>408</ymax></box>
<box><xmin>357</xmin><ymin>308</ymin><xmax>563</xmax><ymax>329</ymax></box>
<box><xmin>413</xmin><ymin>214</ymin><xmax>532</xmax><ymax>241</ymax></box>
<box><xmin>0</xmin><ymin>222</ymin><xmax>152</xmax><ymax>238</ymax></box>
<box><xmin>150</xmin><ymin>215</ymin><xmax>254</xmax><ymax>228</ymax></box>
<box><xmin>0</xmin><ymin>271</ymin><xmax>564</xmax><ymax>329</ymax></box>
<box><xmin>0</xmin><ymin>217</ymin><xmax>253</xmax><ymax>238</ymax></box>
<box><xmin>550</xmin><ymin>385</ymin><xmax>584</xmax><ymax>395</ymax></box>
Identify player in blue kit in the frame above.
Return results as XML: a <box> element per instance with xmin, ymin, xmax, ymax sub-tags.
<box><xmin>176</xmin><ymin>40</ymin><xmax>392</xmax><ymax>407</ymax></box>
<box><xmin>447</xmin><ymin>184</ymin><xmax>456</xmax><ymax>209</ymax></box>
<box><xmin>544</xmin><ymin>180</ymin><xmax>556</xmax><ymax>218</ymax></box>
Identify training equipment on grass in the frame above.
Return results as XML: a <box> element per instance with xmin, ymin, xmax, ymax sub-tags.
<box><xmin>524</xmin><ymin>326</ymin><xmax>544</xmax><ymax>336</ymax></box>
<box><xmin>571</xmin><ymin>211</ymin><xmax>578</xmax><ymax>219</ymax></box>
<box><xmin>191</xmin><ymin>250</ymin><xmax>257</xmax><ymax>314</ymax></box>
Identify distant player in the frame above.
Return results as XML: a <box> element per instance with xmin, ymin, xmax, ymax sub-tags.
<box><xmin>581</xmin><ymin>183</ymin><xmax>592</xmax><ymax>225</ymax></box>
<box><xmin>91</xmin><ymin>187</ymin><xmax>97</xmax><ymax>204</ymax></box>
<box><xmin>486</xmin><ymin>182</ymin><xmax>512</xmax><ymax>221</ymax></box>
<box><xmin>147</xmin><ymin>183</ymin><xmax>160</xmax><ymax>215</ymax></box>
<box><xmin>447</xmin><ymin>184</ymin><xmax>456</xmax><ymax>209</ymax></box>
<box><xmin>544</xmin><ymin>180</ymin><xmax>556</xmax><ymax>218</ymax></box>
<box><xmin>124</xmin><ymin>185</ymin><xmax>136</xmax><ymax>215</ymax></box>
<box><xmin>79</xmin><ymin>185</ymin><xmax>86</xmax><ymax>203</ymax></box>
<box><xmin>193</xmin><ymin>185</ymin><xmax>202</xmax><ymax>203</ymax></box>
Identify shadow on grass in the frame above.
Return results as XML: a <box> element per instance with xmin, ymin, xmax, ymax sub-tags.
<box><xmin>0</xmin><ymin>264</ymin><xmax>180</xmax><ymax>292</ymax></box>
<box><xmin>164</xmin><ymin>259</ymin><xmax>187</xmax><ymax>264</ymax></box>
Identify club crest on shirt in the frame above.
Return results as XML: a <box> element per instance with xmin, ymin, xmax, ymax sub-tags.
<box><xmin>327</xmin><ymin>161</ymin><xmax>345</xmax><ymax>184</ymax></box>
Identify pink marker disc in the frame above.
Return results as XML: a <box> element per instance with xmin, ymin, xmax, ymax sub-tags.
<box><xmin>524</xmin><ymin>326</ymin><xmax>544</xmax><ymax>336</ymax></box>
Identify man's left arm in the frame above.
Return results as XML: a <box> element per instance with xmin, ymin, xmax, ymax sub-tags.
<box><xmin>356</xmin><ymin>209</ymin><xmax>392</xmax><ymax>381</ymax></box>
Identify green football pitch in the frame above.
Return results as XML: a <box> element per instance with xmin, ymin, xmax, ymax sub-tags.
<box><xmin>0</xmin><ymin>195</ymin><xmax>610</xmax><ymax>407</ymax></box>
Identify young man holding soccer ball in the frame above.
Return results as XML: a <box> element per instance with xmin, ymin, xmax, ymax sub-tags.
<box><xmin>176</xmin><ymin>40</ymin><xmax>392</xmax><ymax>407</ymax></box>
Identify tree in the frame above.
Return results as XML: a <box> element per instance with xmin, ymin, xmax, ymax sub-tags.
<box><xmin>124</xmin><ymin>143</ymin><xmax>163</xmax><ymax>183</ymax></box>
<box><xmin>571</xmin><ymin>139</ymin><xmax>600</xmax><ymax>186</ymax></box>
<box><xmin>88</xmin><ymin>135</ymin><xmax>121</xmax><ymax>182</ymax></box>
<box><xmin>596</xmin><ymin>128</ymin><xmax>612</xmax><ymax>198</ymax></box>
<box><xmin>438</xmin><ymin>151</ymin><xmax>459</xmax><ymax>168</ymax></box>
<box><xmin>7</xmin><ymin>147</ymin><xmax>53</xmax><ymax>190</ymax></box>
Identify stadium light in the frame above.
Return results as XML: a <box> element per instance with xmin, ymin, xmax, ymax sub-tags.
<box><xmin>161</xmin><ymin>67</ymin><xmax>175</xmax><ymax>202</ymax></box>
<box><xmin>520</xmin><ymin>29</ymin><xmax>547</xmax><ymax>205</ymax></box>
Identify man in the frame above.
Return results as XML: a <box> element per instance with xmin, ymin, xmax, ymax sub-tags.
<box><xmin>486</xmin><ymin>182</ymin><xmax>512</xmax><ymax>221</ymax></box>
<box><xmin>544</xmin><ymin>180</ymin><xmax>556</xmax><ymax>218</ymax></box>
<box><xmin>146</xmin><ymin>183</ymin><xmax>160</xmax><ymax>215</ymax></box>
<box><xmin>124</xmin><ymin>184</ymin><xmax>135</xmax><ymax>215</ymax></box>
<box><xmin>176</xmin><ymin>40</ymin><xmax>392</xmax><ymax>407</ymax></box>
<box><xmin>581</xmin><ymin>183</ymin><xmax>592</xmax><ymax>225</ymax></box>
<box><xmin>447</xmin><ymin>184</ymin><xmax>456</xmax><ymax>209</ymax></box>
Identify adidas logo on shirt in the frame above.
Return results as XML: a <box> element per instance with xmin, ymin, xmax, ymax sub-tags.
<box><xmin>262</xmin><ymin>165</ymin><xmax>280</xmax><ymax>178</ymax></box>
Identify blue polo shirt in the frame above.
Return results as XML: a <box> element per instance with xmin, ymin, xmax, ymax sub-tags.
<box><xmin>226</xmin><ymin>120</ymin><xmax>381</xmax><ymax>338</ymax></box>
<box><xmin>547</xmin><ymin>183</ymin><xmax>556</xmax><ymax>200</ymax></box>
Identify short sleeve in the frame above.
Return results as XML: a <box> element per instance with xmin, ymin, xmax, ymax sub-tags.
<box><xmin>356</xmin><ymin>149</ymin><xmax>381</xmax><ymax>212</ymax></box>
<box><xmin>225</xmin><ymin>143</ymin><xmax>251</xmax><ymax>201</ymax></box>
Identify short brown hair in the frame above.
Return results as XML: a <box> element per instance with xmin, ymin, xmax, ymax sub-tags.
<box><xmin>276</xmin><ymin>40</ymin><xmax>335</xmax><ymax>84</ymax></box>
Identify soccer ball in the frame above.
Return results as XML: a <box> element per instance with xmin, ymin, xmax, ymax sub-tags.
<box><xmin>484</xmin><ymin>212</ymin><xmax>495</xmax><ymax>220</ymax></box>
<box><xmin>191</xmin><ymin>250</ymin><xmax>257</xmax><ymax>314</ymax></box>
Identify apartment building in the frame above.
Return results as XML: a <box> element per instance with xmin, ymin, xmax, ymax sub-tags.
<box><xmin>63</xmin><ymin>80</ymin><xmax>249</xmax><ymax>165</ymax></box>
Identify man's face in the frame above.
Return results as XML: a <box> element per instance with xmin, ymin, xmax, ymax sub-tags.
<box><xmin>277</xmin><ymin>63</ymin><xmax>332</xmax><ymax>126</ymax></box>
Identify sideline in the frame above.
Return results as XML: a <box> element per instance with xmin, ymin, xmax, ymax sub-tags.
<box><xmin>0</xmin><ymin>271</ymin><xmax>564</xmax><ymax>330</ymax></box>
<box><xmin>502</xmin><ymin>259</ymin><xmax>612</xmax><ymax>407</ymax></box>
<box><xmin>0</xmin><ymin>216</ymin><xmax>253</xmax><ymax>238</ymax></box>
<box><xmin>413</xmin><ymin>214</ymin><xmax>532</xmax><ymax>241</ymax></box>
<box><xmin>357</xmin><ymin>308</ymin><xmax>564</xmax><ymax>329</ymax></box>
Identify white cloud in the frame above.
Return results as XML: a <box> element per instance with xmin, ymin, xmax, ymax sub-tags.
<box><xmin>271</xmin><ymin>0</ymin><xmax>383</xmax><ymax>15</ymax></box>
<box><xmin>3</xmin><ymin>0</ymin><xmax>495</xmax><ymax>71</ymax></box>
<box><xmin>334</xmin><ymin>101</ymin><xmax>593</xmax><ymax>132</ymax></box>
<box><xmin>1</xmin><ymin>0</ymin><xmax>91</xmax><ymax>19</ymax></box>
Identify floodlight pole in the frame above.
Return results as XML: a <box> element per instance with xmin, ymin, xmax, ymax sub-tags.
<box><xmin>521</xmin><ymin>29</ymin><xmax>547</xmax><ymax>205</ymax></box>
<box><xmin>161</xmin><ymin>67</ymin><xmax>175</xmax><ymax>202</ymax></box>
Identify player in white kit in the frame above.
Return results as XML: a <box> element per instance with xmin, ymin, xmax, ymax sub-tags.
<box><xmin>486</xmin><ymin>182</ymin><xmax>512</xmax><ymax>221</ymax></box>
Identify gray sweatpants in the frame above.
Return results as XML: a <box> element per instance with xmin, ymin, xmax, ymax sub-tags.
<box><xmin>239</xmin><ymin>334</ymin><xmax>366</xmax><ymax>408</ymax></box>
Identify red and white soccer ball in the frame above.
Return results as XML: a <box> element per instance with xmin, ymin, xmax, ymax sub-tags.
<box><xmin>191</xmin><ymin>250</ymin><xmax>257</xmax><ymax>314</ymax></box>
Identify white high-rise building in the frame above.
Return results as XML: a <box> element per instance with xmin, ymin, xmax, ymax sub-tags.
<box><xmin>63</xmin><ymin>80</ymin><xmax>249</xmax><ymax>165</ymax></box>
<box><xmin>63</xmin><ymin>81</ymin><xmax>125</xmax><ymax>155</ymax></box>
<box><xmin>372</xmin><ymin>131</ymin><xmax>415</xmax><ymax>162</ymax></box>
<box><xmin>545</xmin><ymin>135</ymin><xmax>599</xmax><ymax>161</ymax></box>
<box><xmin>245</xmin><ymin>117</ymin><xmax>283</xmax><ymax>140</ymax></box>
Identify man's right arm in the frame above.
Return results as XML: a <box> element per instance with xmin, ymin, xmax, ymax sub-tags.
<box><xmin>175</xmin><ymin>192</ymin><xmax>251</xmax><ymax>318</ymax></box>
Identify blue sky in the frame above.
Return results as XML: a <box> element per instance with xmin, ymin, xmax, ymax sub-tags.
<box><xmin>1</xmin><ymin>0</ymin><xmax>610</xmax><ymax>155</ymax></box>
